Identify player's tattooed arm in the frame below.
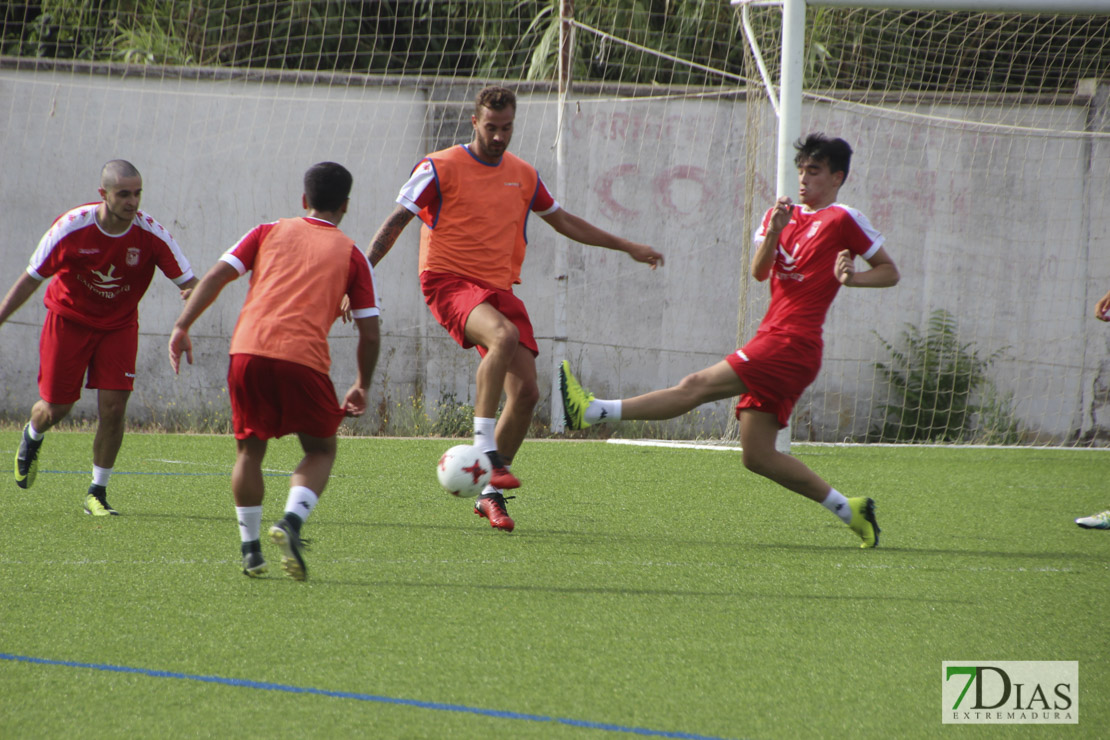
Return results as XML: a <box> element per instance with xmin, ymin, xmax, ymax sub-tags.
<box><xmin>367</xmin><ymin>205</ymin><xmax>416</xmax><ymax>267</ymax></box>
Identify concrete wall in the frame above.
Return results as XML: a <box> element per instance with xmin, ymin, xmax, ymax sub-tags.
<box><xmin>1</xmin><ymin>63</ymin><xmax>1107</xmax><ymax>443</ymax></box>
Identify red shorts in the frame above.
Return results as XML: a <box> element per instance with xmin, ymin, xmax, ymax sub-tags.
<box><xmin>420</xmin><ymin>271</ymin><xmax>539</xmax><ymax>358</ymax></box>
<box><xmin>726</xmin><ymin>329</ymin><xmax>822</xmax><ymax>428</ymax></box>
<box><xmin>38</xmin><ymin>311</ymin><xmax>138</xmax><ymax>404</ymax></box>
<box><xmin>228</xmin><ymin>354</ymin><xmax>344</xmax><ymax>441</ymax></box>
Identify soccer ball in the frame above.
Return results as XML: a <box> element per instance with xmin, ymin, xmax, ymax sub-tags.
<box><xmin>436</xmin><ymin>444</ymin><xmax>492</xmax><ymax>498</ymax></box>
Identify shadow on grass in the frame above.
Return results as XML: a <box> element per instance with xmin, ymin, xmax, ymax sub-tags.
<box><xmin>298</xmin><ymin>577</ymin><xmax>973</xmax><ymax>604</ymax></box>
<box><xmin>753</xmin><ymin>542</ymin><xmax>1108</xmax><ymax>563</ymax></box>
<box><xmin>317</xmin><ymin>519</ymin><xmax>1107</xmax><ymax>565</ymax></box>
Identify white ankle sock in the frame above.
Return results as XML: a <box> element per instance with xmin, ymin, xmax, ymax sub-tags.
<box><xmin>92</xmin><ymin>465</ymin><xmax>112</xmax><ymax>487</ymax></box>
<box><xmin>236</xmin><ymin>505</ymin><xmax>262</xmax><ymax>542</ymax></box>
<box><xmin>585</xmin><ymin>399</ymin><xmax>621</xmax><ymax>425</ymax></box>
<box><xmin>285</xmin><ymin>486</ymin><xmax>319</xmax><ymax>522</ymax></box>
<box><xmin>473</xmin><ymin>416</ymin><xmax>497</xmax><ymax>453</ymax></box>
<box><xmin>821</xmin><ymin>488</ymin><xmax>852</xmax><ymax>524</ymax></box>
<box><xmin>27</xmin><ymin>422</ymin><xmax>44</xmax><ymax>440</ymax></box>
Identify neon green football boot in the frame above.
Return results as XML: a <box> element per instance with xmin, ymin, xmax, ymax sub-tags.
<box><xmin>559</xmin><ymin>360</ymin><xmax>595</xmax><ymax>431</ymax></box>
<box><xmin>847</xmin><ymin>497</ymin><xmax>880</xmax><ymax>548</ymax></box>
<box><xmin>84</xmin><ymin>486</ymin><xmax>119</xmax><ymax>516</ymax></box>
<box><xmin>1075</xmin><ymin>510</ymin><xmax>1110</xmax><ymax>530</ymax></box>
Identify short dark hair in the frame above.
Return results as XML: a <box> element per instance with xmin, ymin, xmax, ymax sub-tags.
<box><xmin>304</xmin><ymin>162</ymin><xmax>352</xmax><ymax>212</ymax></box>
<box><xmin>474</xmin><ymin>85</ymin><xmax>516</xmax><ymax>117</ymax></box>
<box><xmin>100</xmin><ymin>159</ymin><xmax>141</xmax><ymax>188</ymax></box>
<box><xmin>794</xmin><ymin>134</ymin><xmax>853</xmax><ymax>179</ymax></box>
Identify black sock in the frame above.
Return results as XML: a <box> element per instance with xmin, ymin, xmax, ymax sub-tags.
<box><xmin>241</xmin><ymin>539</ymin><xmax>261</xmax><ymax>556</ymax></box>
<box><xmin>283</xmin><ymin>513</ymin><xmax>304</xmax><ymax>534</ymax></box>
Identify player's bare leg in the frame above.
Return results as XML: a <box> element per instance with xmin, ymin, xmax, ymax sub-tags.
<box><xmin>265</xmin><ymin>432</ymin><xmax>337</xmax><ymax>580</ymax></box>
<box><xmin>93</xmin><ymin>389</ymin><xmax>130</xmax><ymax>469</ymax></box>
<box><xmin>739</xmin><ymin>409</ymin><xmax>879</xmax><ymax>547</ymax></box>
<box><xmin>232</xmin><ymin>436</ymin><xmax>268</xmax><ymax>507</ymax></box>
<box><xmin>465</xmin><ymin>304</ymin><xmax>527</xmax><ymax>530</ymax></box>
<box><xmin>495</xmin><ymin>346</ymin><xmax>539</xmax><ymax>462</ymax></box>
<box><xmin>291</xmin><ymin>433</ymin><xmax>337</xmax><ymax>495</ymax></box>
<box><xmin>231</xmin><ymin>436</ymin><xmax>269</xmax><ymax>576</ymax></box>
<box><xmin>464</xmin><ymin>302</ymin><xmax>521</xmax><ymax>489</ymax></box>
<box><xmin>737</xmin><ymin>409</ymin><xmax>830</xmax><ymax>501</ymax></box>
<box><xmin>465</xmin><ymin>302</ymin><xmax>519</xmax><ymax>420</ymax></box>
<box><xmin>82</xmin><ymin>389</ymin><xmax>129</xmax><ymax>515</ymax></box>
<box><xmin>29</xmin><ymin>399</ymin><xmax>75</xmax><ymax>434</ymax></box>
<box><xmin>621</xmin><ymin>361</ymin><xmax>746</xmax><ymax>420</ymax></box>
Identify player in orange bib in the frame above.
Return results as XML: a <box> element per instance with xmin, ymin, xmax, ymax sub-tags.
<box><xmin>169</xmin><ymin>162</ymin><xmax>380</xmax><ymax>579</ymax></box>
<box><xmin>368</xmin><ymin>85</ymin><xmax>663</xmax><ymax>532</ymax></box>
<box><xmin>1</xmin><ymin>160</ymin><xmax>198</xmax><ymax>516</ymax></box>
<box><xmin>560</xmin><ymin>134</ymin><xmax>900</xmax><ymax>549</ymax></box>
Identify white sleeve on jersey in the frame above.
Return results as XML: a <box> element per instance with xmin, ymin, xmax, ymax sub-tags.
<box><xmin>396</xmin><ymin>159</ymin><xmax>437</xmax><ymax>215</ymax></box>
<box><xmin>27</xmin><ymin>205</ymin><xmax>99</xmax><ymax>278</ymax></box>
<box><xmin>134</xmin><ymin>210</ymin><xmax>196</xmax><ymax>284</ymax></box>
<box><xmin>834</xmin><ymin>203</ymin><xmax>885</xmax><ymax>258</ymax></box>
<box><xmin>349</xmin><ymin>251</ymin><xmax>382</xmax><ymax>321</ymax></box>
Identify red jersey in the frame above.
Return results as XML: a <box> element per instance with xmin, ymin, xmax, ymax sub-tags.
<box><xmin>222</xmin><ymin>217</ymin><xmax>379</xmax><ymax>375</ymax></box>
<box><xmin>397</xmin><ymin>144</ymin><xmax>558</xmax><ymax>290</ymax></box>
<box><xmin>28</xmin><ymin>204</ymin><xmax>194</xmax><ymax>331</ymax></box>
<box><xmin>753</xmin><ymin>203</ymin><xmax>883</xmax><ymax>341</ymax></box>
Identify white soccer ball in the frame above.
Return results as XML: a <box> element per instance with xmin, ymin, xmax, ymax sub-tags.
<box><xmin>436</xmin><ymin>444</ymin><xmax>492</xmax><ymax>498</ymax></box>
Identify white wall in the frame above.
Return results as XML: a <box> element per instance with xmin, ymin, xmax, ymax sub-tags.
<box><xmin>1</xmin><ymin>65</ymin><xmax>1107</xmax><ymax>443</ymax></box>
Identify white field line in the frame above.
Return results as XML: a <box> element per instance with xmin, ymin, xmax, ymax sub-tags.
<box><xmin>605</xmin><ymin>439</ymin><xmax>1110</xmax><ymax>452</ymax></box>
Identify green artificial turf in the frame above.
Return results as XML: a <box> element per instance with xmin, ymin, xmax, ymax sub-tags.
<box><xmin>1</xmin><ymin>432</ymin><xmax>1107</xmax><ymax>738</ymax></box>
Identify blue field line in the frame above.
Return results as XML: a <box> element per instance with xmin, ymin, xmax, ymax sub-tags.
<box><xmin>44</xmin><ymin>469</ymin><xmax>286</xmax><ymax>477</ymax></box>
<box><xmin>1</xmin><ymin>653</ymin><xmax>735</xmax><ymax>739</ymax></box>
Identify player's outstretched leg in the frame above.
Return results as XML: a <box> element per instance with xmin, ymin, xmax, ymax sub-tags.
<box><xmin>847</xmin><ymin>497</ymin><xmax>880</xmax><ymax>548</ymax></box>
<box><xmin>84</xmin><ymin>484</ymin><xmax>119</xmax><ymax>516</ymax></box>
<box><xmin>269</xmin><ymin>519</ymin><xmax>308</xmax><ymax>581</ymax></box>
<box><xmin>559</xmin><ymin>361</ymin><xmax>596</xmax><ymax>430</ymax></box>
<box><xmin>1075</xmin><ymin>510</ymin><xmax>1110</xmax><ymax>529</ymax></box>
<box><xmin>14</xmin><ymin>423</ymin><xmax>43</xmax><ymax>489</ymax></box>
<box><xmin>474</xmin><ymin>490</ymin><xmax>515</xmax><ymax>532</ymax></box>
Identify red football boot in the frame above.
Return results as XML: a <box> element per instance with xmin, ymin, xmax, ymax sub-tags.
<box><xmin>474</xmin><ymin>491</ymin><xmax>515</xmax><ymax>532</ymax></box>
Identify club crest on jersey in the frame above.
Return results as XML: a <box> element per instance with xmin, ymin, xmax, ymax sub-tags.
<box><xmin>126</xmin><ymin>247</ymin><xmax>141</xmax><ymax>266</ymax></box>
<box><xmin>91</xmin><ymin>264</ymin><xmax>122</xmax><ymax>289</ymax></box>
<box><xmin>806</xmin><ymin>220</ymin><xmax>822</xmax><ymax>238</ymax></box>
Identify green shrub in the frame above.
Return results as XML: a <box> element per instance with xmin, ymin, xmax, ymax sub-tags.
<box><xmin>872</xmin><ymin>309</ymin><xmax>1013</xmax><ymax>443</ymax></box>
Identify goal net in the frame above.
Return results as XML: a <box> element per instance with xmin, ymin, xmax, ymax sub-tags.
<box><xmin>0</xmin><ymin>2</ymin><xmax>1107</xmax><ymax>446</ymax></box>
<box><xmin>733</xmin><ymin>2</ymin><xmax>1110</xmax><ymax>446</ymax></box>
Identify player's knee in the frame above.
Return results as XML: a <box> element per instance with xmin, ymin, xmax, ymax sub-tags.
<box><xmin>676</xmin><ymin>371</ymin><xmax>715</xmax><ymax>404</ymax></box>
<box><xmin>39</xmin><ymin>403</ymin><xmax>72</xmax><ymax>427</ymax></box>
<box><xmin>486</xmin><ymin>322</ymin><xmax>520</xmax><ymax>355</ymax></box>
<box><xmin>741</xmin><ymin>448</ymin><xmax>773</xmax><ymax>478</ymax></box>
<box><xmin>99</xmin><ymin>400</ymin><xmax>129</xmax><ymax>423</ymax></box>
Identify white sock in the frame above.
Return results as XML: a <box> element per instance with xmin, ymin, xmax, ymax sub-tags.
<box><xmin>236</xmin><ymin>505</ymin><xmax>262</xmax><ymax>543</ymax></box>
<box><xmin>585</xmin><ymin>399</ymin><xmax>621</xmax><ymax>425</ymax></box>
<box><xmin>821</xmin><ymin>488</ymin><xmax>852</xmax><ymax>524</ymax></box>
<box><xmin>92</xmin><ymin>465</ymin><xmax>112</xmax><ymax>487</ymax></box>
<box><xmin>285</xmin><ymin>485</ymin><xmax>319</xmax><ymax>523</ymax></box>
<box><xmin>27</xmin><ymin>421</ymin><xmax>44</xmax><ymax>440</ymax></box>
<box><xmin>473</xmin><ymin>416</ymin><xmax>497</xmax><ymax>453</ymax></box>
